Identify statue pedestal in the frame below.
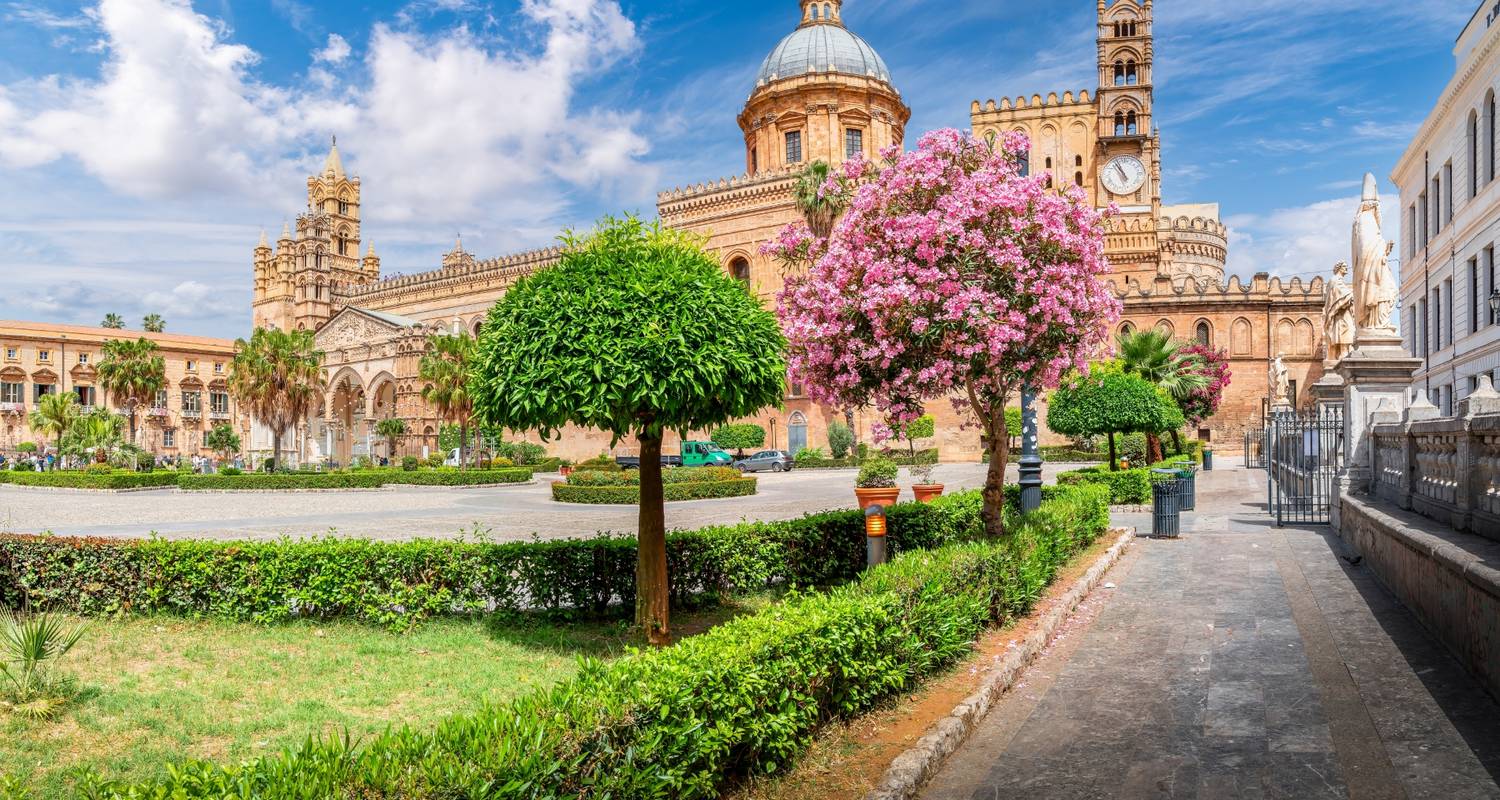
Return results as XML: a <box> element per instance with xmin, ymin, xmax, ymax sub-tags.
<box><xmin>1334</xmin><ymin>332</ymin><xmax>1422</xmax><ymax>500</ymax></box>
<box><xmin>1308</xmin><ymin>368</ymin><xmax>1346</xmax><ymax>414</ymax></box>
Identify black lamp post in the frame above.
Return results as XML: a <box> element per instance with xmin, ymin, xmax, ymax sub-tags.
<box><xmin>1019</xmin><ymin>384</ymin><xmax>1043</xmax><ymax>514</ymax></box>
<box><xmin>1490</xmin><ymin>290</ymin><xmax>1500</xmax><ymax>326</ymax></box>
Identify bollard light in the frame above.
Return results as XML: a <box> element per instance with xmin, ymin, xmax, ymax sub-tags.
<box><xmin>865</xmin><ymin>504</ymin><xmax>888</xmax><ymax>567</ymax></box>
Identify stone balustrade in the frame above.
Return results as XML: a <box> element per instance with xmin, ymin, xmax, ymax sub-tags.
<box><xmin>1367</xmin><ymin>377</ymin><xmax>1500</xmax><ymax>537</ymax></box>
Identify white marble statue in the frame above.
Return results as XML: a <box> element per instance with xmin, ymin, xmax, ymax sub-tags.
<box><xmin>1324</xmin><ymin>260</ymin><xmax>1356</xmax><ymax>364</ymax></box>
<box><xmin>1269</xmin><ymin>353</ymin><xmax>1290</xmax><ymax>406</ymax></box>
<box><xmin>1352</xmin><ymin>173</ymin><xmax>1398</xmax><ymax>334</ymax></box>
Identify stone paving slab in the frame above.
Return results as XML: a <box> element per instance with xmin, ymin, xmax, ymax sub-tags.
<box><xmin>920</xmin><ymin>466</ymin><xmax>1500</xmax><ymax>800</ymax></box>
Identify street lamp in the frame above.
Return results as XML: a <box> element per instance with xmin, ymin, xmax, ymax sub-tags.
<box><xmin>1019</xmin><ymin>384</ymin><xmax>1043</xmax><ymax>514</ymax></box>
<box><xmin>1490</xmin><ymin>289</ymin><xmax>1500</xmax><ymax>326</ymax></box>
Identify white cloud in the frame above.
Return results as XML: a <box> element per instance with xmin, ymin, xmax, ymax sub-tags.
<box><xmin>140</xmin><ymin>280</ymin><xmax>243</xmax><ymax>320</ymax></box>
<box><xmin>1224</xmin><ymin>191</ymin><xmax>1402</xmax><ymax>282</ymax></box>
<box><xmin>313</xmin><ymin>33</ymin><xmax>351</xmax><ymax>64</ymax></box>
<box><xmin>4</xmin><ymin>3</ymin><xmax>92</xmax><ymax>29</ymax></box>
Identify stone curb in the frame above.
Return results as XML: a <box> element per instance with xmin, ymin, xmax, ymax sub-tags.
<box><xmin>176</xmin><ymin>479</ymin><xmax>540</xmax><ymax>494</ymax></box>
<box><xmin>0</xmin><ymin>483</ymin><xmax>176</xmax><ymax>494</ymax></box>
<box><xmin>862</xmin><ymin>526</ymin><xmax>1136</xmax><ymax>800</ymax></box>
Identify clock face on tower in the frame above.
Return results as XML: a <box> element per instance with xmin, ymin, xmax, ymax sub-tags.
<box><xmin>1101</xmin><ymin>156</ymin><xmax>1147</xmax><ymax>196</ymax></box>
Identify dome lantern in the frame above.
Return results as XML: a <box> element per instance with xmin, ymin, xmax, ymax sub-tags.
<box><xmin>799</xmin><ymin>0</ymin><xmax>842</xmax><ymax>27</ymax></box>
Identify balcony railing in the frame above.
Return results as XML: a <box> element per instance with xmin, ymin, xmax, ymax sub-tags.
<box><xmin>182</xmin><ymin>409</ymin><xmax>202</xmax><ymax>420</ymax></box>
<box><xmin>145</xmin><ymin>407</ymin><xmax>171</xmax><ymax>419</ymax></box>
<box><xmin>209</xmin><ymin>409</ymin><xmax>232</xmax><ymax>420</ymax></box>
<box><xmin>0</xmin><ymin>402</ymin><xmax>23</xmax><ymax>414</ymax></box>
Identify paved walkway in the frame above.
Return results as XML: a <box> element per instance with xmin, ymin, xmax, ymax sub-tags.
<box><xmin>922</xmin><ymin>465</ymin><xmax>1500</xmax><ymax>800</ymax></box>
<box><xmin>0</xmin><ymin>462</ymin><xmax>1077</xmax><ymax>541</ymax></box>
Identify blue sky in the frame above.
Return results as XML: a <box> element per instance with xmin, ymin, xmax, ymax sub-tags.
<box><xmin>0</xmin><ymin>0</ymin><xmax>1480</xmax><ymax>337</ymax></box>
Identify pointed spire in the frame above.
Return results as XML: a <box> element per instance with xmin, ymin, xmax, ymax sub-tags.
<box><xmin>323</xmin><ymin>135</ymin><xmax>346</xmax><ymax>179</ymax></box>
<box><xmin>258</xmin><ymin>228</ymin><xmax>268</xmax><ymax>248</ymax></box>
<box><xmin>453</xmin><ymin>233</ymin><xmax>464</xmax><ymax>253</ymax></box>
<box><xmin>280</xmin><ymin>222</ymin><xmax>291</xmax><ymax>241</ymax></box>
<box><xmin>366</xmin><ymin>242</ymin><xmax>377</xmax><ymax>257</ymax></box>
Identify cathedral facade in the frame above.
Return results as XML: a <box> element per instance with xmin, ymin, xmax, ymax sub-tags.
<box><xmin>253</xmin><ymin>0</ymin><xmax>1325</xmax><ymax>465</ymax></box>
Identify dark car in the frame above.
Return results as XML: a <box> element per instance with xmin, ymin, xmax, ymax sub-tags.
<box><xmin>733</xmin><ymin>450</ymin><xmax>794</xmax><ymax>473</ymax></box>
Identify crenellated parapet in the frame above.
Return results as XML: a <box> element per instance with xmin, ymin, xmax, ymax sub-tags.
<box><xmin>970</xmin><ymin>90</ymin><xmax>1094</xmax><ymax>115</ymax></box>
<box><xmin>1156</xmin><ymin>213</ymin><xmax>1228</xmax><ymax>283</ymax></box>
<box><xmin>333</xmin><ymin>246</ymin><xmax>564</xmax><ymax>307</ymax></box>
<box><xmin>1111</xmin><ymin>271</ymin><xmax>1326</xmax><ymax>302</ymax></box>
<box><xmin>657</xmin><ymin>168</ymin><xmax>801</xmax><ymax>224</ymax></box>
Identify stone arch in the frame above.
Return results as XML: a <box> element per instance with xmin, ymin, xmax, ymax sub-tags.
<box><xmin>471</xmin><ymin>318</ymin><xmax>484</xmax><ymax>337</ymax></box>
<box><xmin>1118</xmin><ymin>321</ymin><xmax>1136</xmax><ymax>338</ymax></box>
<box><xmin>1231</xmin><ymin>317</ymin><xmax>1253</xmax><ymax>356</ymax></box>
<box><xmin>1195</xmin><ymin>319</ymin><xmax>1213</xmax><ymax>347</ymax></box>
<box><xmin>1155</xmin><ymin>319</ymin><xmax>1175</xmax><ymax>338</ymax></box>
<box><xmin>367</xmin><ymin>371</ymin><xmax>398</xmax><ymax>418</ymax></box>
<box><xmin>787</xmin><ymin>411</ymin><xmax>809</xmax><ymax>456</ymax></box>
<box><xmin>1295</xmin><ymin>318</ymin><xmax>1315</xmax><ymax>356</ymax></box>
<box><xmin>1275</xmin><ymin>318</ymin><xmax>1295</xmax><ymax>353</ymax></box>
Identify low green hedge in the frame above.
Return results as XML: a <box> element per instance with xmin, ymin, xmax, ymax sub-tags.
<box><xmin>1057</xmin><ymin>466</ymin><xmax>1151</xmax><ymax>505</ymax></box>
<box><xmin>1</xmin><ymin>471</ymin><xmax>179</xmax><ymax>490</ymax></box>
<box><xmin>552</xmin><ymin>477</ymin><xmax>759</xmax><ymax>504</ymax></box>
<box><xmin>0</xmin><ymin>490</ymin><xmax>986</xmax><ymax>629</ymax></box>
<box><xmin>1039</xmin><ymin>446</ymin><xmax>1109</xmax><ymax>463</ymax></box>
<box><xmin>65</xmin><ymin>485</ymin><xmax>1107</xmax><ymax>799</ymax></box>
<box><xmin>178</xmin><ymin>472</ymin><xmax>388</xmax><ymax>490</ymax></box>
<box><xmin>385</xmin><ymin>468</ymin><xmax>533</xmax><ymax>486</ymax></box>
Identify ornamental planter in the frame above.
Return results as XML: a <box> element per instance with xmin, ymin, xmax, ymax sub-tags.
<box><xmin>912</xmin><ymin>484</ymin><xmax>945</xmax><ymax>503</ymax></box>
<box><xmin>559</xmin><ymin>465</ymin><xmax>574</xmax><ymax>477</ymax></box>
<box><xmin>854</xmin><ymin>486</ymin><xmax>901</xmax><ymax>511</ymax></box>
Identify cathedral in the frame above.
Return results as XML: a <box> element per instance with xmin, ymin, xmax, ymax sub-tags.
<box><xmin>248</xmin><ymin>0</ymin><xmax>1326</xmax><ymax>464</ymax></box>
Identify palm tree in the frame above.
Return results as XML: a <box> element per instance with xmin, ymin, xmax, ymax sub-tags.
<box><xmin>28</xmin><ymin>393</ymin><xmax>80</xmax><ymax>469</ymax></box>
<box><xmin>375</xmin><ymin>417</ymin><xmax>406</xmax><ymax>463</ymax></box>
<box><xmin>142</xmin><ymin>315</ymin><xmax>165</xmax><ymax>333</ymax></box>
<box><xmin>100</xmin><ymin>314</ymin><xmax>125</xmax><ymax>330</ymax></box>
<box><xmin>229</xmin><ymin>328</ymin><xmax>325</xmax><ymax>471</ymax></box>
<box><xmin>65</xmin><ymin>410</ymin><xmax>124</xmax><ymax>463</ymax></box>
<box><xmin>1116</xmin><ymin>329</ymin><xmax>1209</xmax><ymax>461</ymax></box>
<box><xmin>95</xmin><ymin>337</ymin><xmax>166</xmax><ymax>454</ymax></box>
<box><xmin>204</xmin><ymin>424</ymin><xmax>241</xmax><ymax>464</ymax></box>
<box><xmin>419</xmin><ymin>333</ymin><xmax>476</xmax><ymax>468</ymax></box>
<box><xmin>792</xmin><ymin>160</ymin><xmax>845</xmax><ymax>240</ymax></box>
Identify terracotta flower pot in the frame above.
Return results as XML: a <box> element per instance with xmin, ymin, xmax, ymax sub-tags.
<box><xmin>855</xmin><ymin>486</ymin><xmax>901</xmax><ymax>511</ymax></box>
<box><xmin>912</xmin><ymin>484</ymin><xmax>945</xmax><ymax>503</ymax></box>
<box><xmin>560</xmin><ymin>465</ymin><xmax>574</xmax><ymax>477</ymax></box>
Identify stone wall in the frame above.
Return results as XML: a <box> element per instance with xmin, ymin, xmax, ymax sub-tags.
<box><xmin>1367</xmin><ymin>387</ymin><xmax>1500</xmax><ymax>537</ymax></box>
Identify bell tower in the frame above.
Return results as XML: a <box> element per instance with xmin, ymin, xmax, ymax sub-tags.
<box><xmin>1095</xmin><ymin>0</ymin><xmax>1162</xmax><ymax>279</ymax></box>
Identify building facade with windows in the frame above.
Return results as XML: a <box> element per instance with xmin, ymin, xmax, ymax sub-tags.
<box><xmin>0</xmin><ymin>321</ymin><xmax>246</xmax><ymax>457</ymax></box>
<box><xmin>1392</xmin><ymin>1</ymin><xmax>1500</xmax><ymax>414</ymax></box>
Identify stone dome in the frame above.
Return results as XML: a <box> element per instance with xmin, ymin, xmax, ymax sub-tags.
<box><xmin>754</xmin><ymin>23</ymin><xmax>894</xmax><ymax>90</ymax></box>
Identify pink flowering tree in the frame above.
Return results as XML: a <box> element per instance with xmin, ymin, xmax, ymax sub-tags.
<box><xmin>1178</xmin><ymin>343</ymin><xmax>1232</xmax><ymax>428</ymax></box>
<box><xmin>770</xmin><ymin>129</ymin><xmax>1121</xmax><ymax>537</ymax></box>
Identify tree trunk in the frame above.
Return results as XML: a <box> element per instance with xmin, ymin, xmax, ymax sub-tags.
<box><xmin>980</xmin><ymin>427</ymin><xmax>1010</xmax><ymax>539</ymax></box>
<box><xmin>635</xmin><ymin>434</ymin><xmax>670</xmax><ymax>646</ymax></box>
<box><xmin>1170</xmin><ymin>429</ymin><xmax>1183</xmax><ymax>456</ymax></box>
<box><xmin>272</xmin><ymin>427</ymin><xmax>283</xmax><ymax>472</ymax></box>
<box><xmin>1108</xmin><ymin>432</ymin><xmax>1118</xmax><ymax>472</ymax></box>
<box><xmin>1146</xmin><ymin>433</ymin><xmax>1164</xmax><ymax>464</ymax></box>
<box><xmin>459</xmin><ymin>421</ymin><xmax>468</xmax><ymax>470</ymax></box>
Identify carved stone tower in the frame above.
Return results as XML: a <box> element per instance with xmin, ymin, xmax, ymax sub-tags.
<box><xmin>253</xmin><ymin>139</ymin><xmax>380</xmax><ymax>331</ymax></box>
<box><xmin>1096</xmin><ymin>0</ymin><xmax>1163</xmax><ymax>280</ymax></box>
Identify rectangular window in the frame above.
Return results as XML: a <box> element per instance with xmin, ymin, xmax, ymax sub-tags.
<box><xmin>3</xmin><ymin>347</ymin><xmax>14</xmax><ymax>361</ymax></box>
<box><xmin>77</xmin><ymin>352</ymin><xmax>88</xmax><ymax>365</ymax></box>
<box><xmin>1420</xmin><ymin>192</ymin><xmax>1429</xmax><ymax>249</ymax></box>
<box><xmin>1445</xmin><ymin>162</ymin><xmax>1454</xmax><ymax>224</ymax></box>
<box><xmin>182</xmin><ymin>391</ymin><xmax>201</xmax><ymax>413</ymax></box>
<box><xmin>1445</xmin><ymin>278</ymin><xmax>1454</xmax><ymax>347</ymax></box>
<box><xmin>0</xmin><ymin>382</ymin><xmax>21</xmax><ymax>404</ymax></box>
<box><xmin>1489</xmin><ymin>246</ymin><xmax>1497</xmax><ymax>325</ymax></box>
<box><xmin>155</xmin><ymin>389</ymin><xmax>168</xmax><ymax>409</ymax></box>
<box><xmin>210</xmin><ymin>392</ymin><xmax>230</xmax><ymax>415</ymax></box>
<box><xmin>1419</xmin><ymin>298</ymin><xmax>1429</xmax><ymax>355</ymax></box>
<box><xmin>75</xmin><ymin>386</ymin><xmax>95</xmax><ymax>408</ymax></box>
<box><xmin>785</xmin><ymin>130</ymin><xmax>803</xmax><ymax>165</ymax></box>
<box><xmin>845</xmin><ymin>128</ymin><xmax>863</xmax><ymax>159</ymax></box>
<box><xmin>1473</xmin><ymin>257</ymin><xmax>1483</xmax><ymax>334</ymax></box>
<box><xmin>1432</xmin><ymin>288</ymin><xmax>1442</xmax><ymax>351</ymax></box>
<box><xmin>1407</xmin><ymin>206</ymin><xmax>1417</xmax><ymax>260</ymax></box>
<box><xmin>37</xmin><ymin>350</ymin><xmax>49</xmax><ymax>363</ymax></box>
<box><xmin>751</xmin><ymin>147</ymin><xmax>758</xmax><ymax>174</ymax></box>
<box><xmin>185</xmin><ymin>360</ymin><xmax>197</xmax><ymax>372</ymax></box>
<box><xmin>33</xmin><ymin>383</ymin><xmax>54</xmax><ymax>402</ymax></box>
<box><xmin>163</xmin><ymin>429</ymin><xmax>175</xmax><ymax>448</ymax></box>
<box><xmin>214</xmin><ymin>362</ymin><xmax>224</xmax><ymax>374</ymax></box>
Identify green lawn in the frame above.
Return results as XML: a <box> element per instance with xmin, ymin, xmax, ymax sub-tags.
<box><xmin>1</xmin><ymin>603</ymin><xmax>763</xmax><ymax>797</ymax></box>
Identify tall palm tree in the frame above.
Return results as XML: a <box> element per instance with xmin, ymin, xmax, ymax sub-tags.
<box><xmin>142</xmin><ymin>314</ymin><xmax>165</xmax><ymax>333</ymax></box>
<box><xmin>375</xmin><ymin>417</ymin><xmax>406</xmax><ymax>463</ymax></box>
<box><xmin>792</xmin><ymin>160</ymin><xmax>847</xmax><ymax>240</ymax></box>
<box><xmin>229</xmin><ymin>328</ymin><xmax>325</xmax><ymax>470</ymax></box>
<box><xmin>28</xmin><ymin>393</ymin><xmax>80</xmax><ymax>469</ymax></box>
<box><xmin>419</xmin><ymin>333</ymin><xmax>476</xmax><ymax>469</ymax></box>
<box><xmin>1116</xmin><ymin>329</ymin><xmax>1209</xmax><ymax>461</ymax></box>
<box><xmin>95</xmin><ymin>337</ymin><xmax>166</xmax><ymax>453</ymax></box>
<box><xmin>100</xmin><ymin>313</ymin><xmax>125</xmax><ymax>330</ymax></box>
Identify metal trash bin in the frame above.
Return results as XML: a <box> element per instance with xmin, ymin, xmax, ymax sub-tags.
<box><xmin>1203</xmin><ymin>448</ymin><xmax>1214</xmax><ymax>471</ymax></box>
<box><xmin>1151</xmin><ymin>470</ymin><xmax>1183</xmax><ymax>538</ymax></box>
<box><xmin>1172</xmin><ymin>460</ymin><xmax>1197</xmax><ymax>511</ymax></box>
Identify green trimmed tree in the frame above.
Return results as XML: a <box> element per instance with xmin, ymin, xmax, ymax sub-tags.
<box><xmin>205</xmin><ymin>424</ymin><xmax>241</xmax><ymax>463</ymax></box>
<box><xmin>472</xmin><ymin>216</ymin><xmax>786</xmax><ymax>645</ymax></box>
<box><xmin>1048</xmin><ymin>365</ymin><xmax>1180</xmax><ymax>471</ymax></box>
<box><xmin>900</xmin><ymin>414</ymin><xmax>935</xmax><ymax>460</ymax></box>
<box><xmin>1116</xmin><ymin>329</ymin><xmax>1207</xmax><ymax>461</ymax></box>
<box><xmin>710</xmin><ymin>423</ymin><xmax>766</xmax><ymax>458</ymax></box>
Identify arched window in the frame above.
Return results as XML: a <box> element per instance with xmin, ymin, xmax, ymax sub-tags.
<box><xmin>730</xmin><ymin>257</ymin><xmax>751</xmax><ymax>287</ymax></box>
<box><xmin>788</xmin><ymin>412</ymin><xmax>808</xmax><ymax>455</ymax></box>
<box><xmin>1075</xmin><ymin>155</ymin><xmax>1084</xmax><ymax>167</ymax></box>
<box><xmin>1114</xmin><ymin>111</ymin><xmax>1126</xmax><ymax>137</ymax></box>
<box><xmin>338</xmin><ymin>200</ymin><xmax>349</xmax><ymax>216</ymax></box>
<box><xmin>1119</xmin><ymin>322</ymin><xmax>1136</xmax><ymax>338</ymax></box>
<box><xmin>1075</xmin><ymin>171</ymin><xmax>1084</xmax><ymax>186</ymax></box>
<box><xmin>1196</xmin><ymin>321</ymin><xmax>1211</xmax><ymax>346</ymax></box>
<box><xmin>1114</xmin><ymin>61</ymin><xmax>1126</xmax><ymax>87</ymax></box>
<box><xmin>1488</xmin><ymin>90</ymin><xmax>1497</xmax><ymax>183</ymax></box>
<box><xmin>823</xmin><ymin>2</ymin><xmax>831</xmax><ymax>19</ymax></box>
<box><xmin>1127</xmin><ymin>111</ymin><xmax>1139</xmax><ymax>135</ymax></box>
<box><xmin>1044</xmin><ymin>157</ymin><xmax>1053</xmax><ymax>188</ymax></box>
<box><xmin>1126</xmin><ymin>61</ymin><xmax>1139</xmax><ymax>86</ymax></box>
<box><xmin>1470</xmin><ymin>110</ymin><xmax>1480</xmax><ymax>199</ymax></box>
<box><xmin>1231</xmin><ymin>318</ymin><xmax>1253</xmax><ymax>356</ymax></box>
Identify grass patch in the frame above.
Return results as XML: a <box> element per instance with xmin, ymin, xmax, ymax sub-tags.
<box><xmin>0</xmin><ymin>600</ymin><xmax>766</xmax><ymax>797</ymax></box>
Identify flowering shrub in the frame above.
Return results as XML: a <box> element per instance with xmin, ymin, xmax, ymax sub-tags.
<box><xmin>1178</xmin><ymin>343</ymin><xmax>1231</xmax><ymax>426</ymax></box>
<box><xmin>771</xmin><ymin>129</ymin><xmax>1120</xmax><ymax>535</ymax></box>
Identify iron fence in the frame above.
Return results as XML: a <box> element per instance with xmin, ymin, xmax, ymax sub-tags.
<box><xmin>1243</xmin><ymin>428</ymin><xmax>1268</xmax><ymax>470</ymax></box>
<box><xmin>1266</xmin><ymin>407</ymin><xmax>1344</xmax><ymax>526</ymax></box>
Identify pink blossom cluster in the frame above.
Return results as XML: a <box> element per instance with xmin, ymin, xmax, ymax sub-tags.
<box><xmin>772</xmin><ymin>128</ymin><xmax>1122</xmax><ymax>441</ymax></box>
<box><xmin>1178</xmin><ymin>343</ymin><xmax>1232</xmax><ymax>425</ymax></box>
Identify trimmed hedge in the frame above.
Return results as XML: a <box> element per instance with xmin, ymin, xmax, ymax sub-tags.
<box><xmin>65</xmin><ymin>485</ymin><xmax>1108</xmax><ymax>799</ymax></box>
<box><xmin>0</xmin><ymin>491</ymin><xmax>987</xmax><ymax>629</ymax></box>
<box><xmin>385</xmin><ymin>468</ymin><xmax>533</xmax><ymax>486</ymax></box>
<box><xmin>178</xmin><ymin>472</ymin><xmax>388</xmax><ymax>490</ymax></box>
<box><xmin>1057</xmin><ymin>466</ymin><xmax>1151</xmax><ymax>505</ymax></box>
<box><xmin>552</xmin><ymin>477</ymin><xmax>759</xmax><ymax>504</ymax></box>
<box><xmin>1</xmin><ymin>471</ymin><xmax>179</xmax><ymax>490</ymax></box>
<box><xmin>1039</xmin><ymin>446</ymin><xmax>1109</xmax><ymax>463</ymax></box>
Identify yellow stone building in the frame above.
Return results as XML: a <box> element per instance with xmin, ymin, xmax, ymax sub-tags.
<box><xmin>247</xmin><ymin>0</ymin><xmax>1327</xmax><ymax>464</ymax></box>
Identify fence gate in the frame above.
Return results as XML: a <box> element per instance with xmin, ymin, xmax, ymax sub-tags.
<box><xmin>1266</xmin><ymin>406</ymin><xmax>1344</xmax><ymax>526</ymax></box>
<box><xmin>1243</xmin><ymin>427</ymin><xmax>1268</xmax><ymax>470</ymax></box>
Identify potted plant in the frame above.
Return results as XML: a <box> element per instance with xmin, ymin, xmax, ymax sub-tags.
<box><xmin>854</xmin><ymin>457</ymin><xmax>901</xmax><ymax>510</ymax></box>
<box><xmin>910</xmin><ymin>464</ymin><xmax>944</xmax><ymax>503</ymax></box>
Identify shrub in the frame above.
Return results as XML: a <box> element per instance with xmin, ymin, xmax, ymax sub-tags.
<box><xmin>64</xmin><ymin>485</ymin><xmax>1106</xmax><ymax>798</ymax></box>
<box><xmin>178</xmin><ymin>473</ymin><xmax>388</xmax><ymax>491</ymax></box>
<box><xmin>489</xmin><ymin>457</ymin><xmax>515</xmax><ymax>468</ymax></box>
<box><xmin>552</xmin><ymin>477</ymin><xmax>759</xmax><ymax>504</ymax></box>
<box><xmin>489</xmin><ymin>440</ymin><xmax>549</xmax><ymax>466</ymax></box>
<box><xmin>710</xmin><ymin>424</ymin><xmax>766</xmax><ymax>457</ymax></box>
<box><xmin>425</xmin><ymin>455</ymin><xmax>445</xmax><ymax>469</ymax></box>
<box><xmin>83</xmin><ymin>463</ymin><xmax>114</xmax><ymax>475</ymax></box>
<box><xmin>218</xmin><ymin>466</ymin><xmax>242</xmax><ymax>476</ymax></box>
<box><xmin>401</xmin><ymin>456</ymin><xmax>420</xmax><ymax>472</ymax></box>
<box><xmin>1058</xmin><ymin>466</ymin><xmax>1150</xmax><ymax>504</ymax></box>
<box><xmin>826</xmin><ymin>420</ymin><xmax>853</xmax><ymax>459</ymax></box>
<box><xmin>794</xmin><ymin>448</ymin><xmax>828</xmax><ymax>467</ymax></box>
<box><xmin>3</xmin><ymin>472</ymin><xmax>178</xmax><ymax>490</ymax></box>
<box><xmin>577</xmin><ymin>456</ymin><xmax>623</xmax><ymax>473</ymax></box>
<box><xmin>385</xmin><ymin>469</ymin><xmax>532</xmax><ymax>487</ymax></box>
<box><xmin>1038</xmin><ymin>446</ymin><xmax>1108</xmax><ymax>463</ymax></box>
<box><xmin>856</xmin><ymin>457</ymin><xmax>898</xmax><ymax>488</ymax></box>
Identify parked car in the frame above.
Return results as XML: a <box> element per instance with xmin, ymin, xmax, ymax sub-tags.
<box><xmin>733</xmin><ymin>450</ymin><xmax>793</xmax><ymax>473</ymax></box>
<box><xmin>616</xmin><ymin>441</ymin><xmax>734</xmax><ymax>470</ymax></box>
